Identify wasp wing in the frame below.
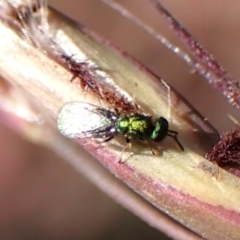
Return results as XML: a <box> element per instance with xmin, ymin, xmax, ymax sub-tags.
<box><xmin>57</xmin><ymin>101</ymin><xmax>116</xmax><ymax>139</ymax></box>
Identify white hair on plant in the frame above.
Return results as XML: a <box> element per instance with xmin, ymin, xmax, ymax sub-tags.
<box><xmin>14</xmin><ymin>0</ymin><xmax>88</xmax><ymax>63</ymax></box>
<box><xmin>16</xmin><ymin>0</ymin><xmax>58</xmax><ymax>52</ymax></box>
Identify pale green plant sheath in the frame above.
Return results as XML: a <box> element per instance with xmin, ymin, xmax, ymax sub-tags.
<box><xmin>0</xmin><ymin>1</ymin><xmax>239</xmax><ymax>239</ymax></box>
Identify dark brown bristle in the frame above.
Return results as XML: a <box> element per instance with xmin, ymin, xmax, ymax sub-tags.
<box><xmin>62</xmin><ymin>55</ymin><xmax>139</xmax><ymax>113</ymax></box>
<box><xmin>206</xmin><ymin>129</ymin><xmax>240</xmax><ymax>168</ymax></box>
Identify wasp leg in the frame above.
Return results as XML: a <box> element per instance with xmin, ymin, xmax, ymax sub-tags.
<box><xmin>119</xmin><ymin>136</ymin><xmax>132</xmax><ymax>163</ymax></box>
<box><xmin>139</xmin><ymin>137</ymin><xmax>156</xmax><ymax>155</ymax></box>
<box><xmin>148</xmin><ymin>144</ymin><xmax>156</xmax><ymax>155</ymax></box>
<box><xmin>102</xmin><ymin>136</ymin><xmax>114</xmax><ymax>142</ymax></box>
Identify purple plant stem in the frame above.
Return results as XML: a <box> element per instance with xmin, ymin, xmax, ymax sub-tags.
<box><xmin>0</xmin><ymin>106</ymin><xmax>201</xmax><ymax>240</ymax></box>
<box><xmin>151</xmin><ymin>0</ymin><xmax>240</xmax><ymax>111</ymax></box>
<box><xmin>1</xmin><ymin>1</ymin><xmax>239</xmax><ymax>239</ymax></box>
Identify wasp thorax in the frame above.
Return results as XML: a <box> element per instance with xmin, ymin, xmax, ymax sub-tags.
<box><xmin>116</xmin><ymin>114</ymin><xmax>155</xmax><ymax>139</ymax></box>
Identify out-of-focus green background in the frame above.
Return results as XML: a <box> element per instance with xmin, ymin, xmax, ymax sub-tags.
<box><xmin>1</xmin><ymin>0</ymin><xmax>240</xmax><ymax>239</ymax></box>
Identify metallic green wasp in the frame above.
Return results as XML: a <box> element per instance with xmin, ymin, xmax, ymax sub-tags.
<box><xmin>57</xmin><ymin>101</ymin><xmax>184</xmax><ymax>152</ymax></box>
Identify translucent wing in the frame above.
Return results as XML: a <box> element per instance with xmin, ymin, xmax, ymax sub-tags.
<box><xmin>57</xmin><ymin>101</ymin><xmax>116</xmax><ymax>139</ymax></box>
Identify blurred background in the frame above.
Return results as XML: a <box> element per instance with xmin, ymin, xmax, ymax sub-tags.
<box><xmin>1</xmin><ymin>0</ymin><xmax>240</xmax><ymax>239</ymax></box>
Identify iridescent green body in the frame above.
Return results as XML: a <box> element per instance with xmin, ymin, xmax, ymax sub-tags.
<box><xmin>116</xmin><ymin>114</ymin><xmax>169</xmax><ymax>142</ymax></box>
<box><xmin>58</xmin><ymin>102</ymin><xmax>184</xmax><ymax>151</ymax></box>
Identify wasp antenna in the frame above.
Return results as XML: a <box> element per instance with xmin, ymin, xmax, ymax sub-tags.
<box><xmin>167</xmin><ymin>131</ymin><xmax>184</xmax><ymax>151</ymax></box>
